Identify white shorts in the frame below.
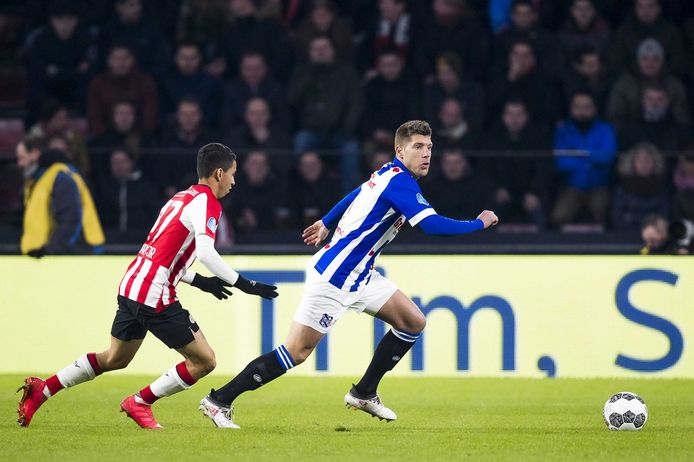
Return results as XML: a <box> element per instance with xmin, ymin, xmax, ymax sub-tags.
<box><xmin>293</xmin><ymin>267</ymin><xmax>398</xmax><ymax>334</ymax></box>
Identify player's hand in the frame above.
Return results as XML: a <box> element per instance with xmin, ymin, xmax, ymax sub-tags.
<box><xmin>191</xmin><ymin>274</ymin><xmax>233</xmax><ymax>300</ymax></box>
<box><xmin>303</xmin><ymin>220</ymin><xmax>329</xmax><ymax>246</ymax></box>
<box><xmin>477</xmin><ymin>210</ymin><xmax>499</xmax><ymax>229</ymax></box>
<box><xmin>234</xmin><ymin>275</ymin><xmax>278</xmax><ymax>300</ymax></box>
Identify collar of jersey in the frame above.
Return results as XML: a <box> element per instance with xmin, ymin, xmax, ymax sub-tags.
<box><xmin>194</xmin><ymin>183</ymin><xmax>213</xmax><ymax>192</ymax></box>
<box><xmin>392</xmin><ymin>157</ymin><xmax>415</xmax><ymax>178</ymax></box>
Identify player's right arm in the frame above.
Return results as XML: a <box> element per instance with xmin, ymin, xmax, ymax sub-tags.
<box><xmin>303</xmin><ymin>186</ymin><xmax>361</xmax><ymax>247</ymax></box>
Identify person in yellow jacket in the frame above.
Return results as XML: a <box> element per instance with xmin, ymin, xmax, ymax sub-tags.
<box><xmin>16</xmin><ymin>136</ymin><xmax>105</xmax><ymax>257</ymax></box>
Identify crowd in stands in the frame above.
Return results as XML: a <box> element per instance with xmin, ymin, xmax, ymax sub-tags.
<box><xmin>2</xmin><ymin>0</ymin><xmax>694</xmax><ymax>248</ymax></box>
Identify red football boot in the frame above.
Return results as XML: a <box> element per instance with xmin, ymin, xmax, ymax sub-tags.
<box><xmin>120</xmin><ymin>395</ymin><xmax>163</xmax><ymax>429</ymax></box>
<box><xmin>17</xmin><ymin>377</ymin><xmax>48</xmax><ymax>427</ymax></box>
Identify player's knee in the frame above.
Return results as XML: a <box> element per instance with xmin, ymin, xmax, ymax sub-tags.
<box><xmin>408</xmin><ymin>312</ymin><xmax>427</xmax><ymax>333</ymax></box>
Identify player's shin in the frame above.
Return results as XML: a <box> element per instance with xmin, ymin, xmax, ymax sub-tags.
<box><xmin>44</xmin><ymin>352</ymin><xmax>103</xmax><ymax>398</ymax></box>
<box><xmin>137</xmin><ymin>362</ymin><xmax>197</xmax><ymax>405</ymax></box>
<box><xmin>209</xmin><ymin>345</ymin><xmax>296</xmax><ymax>406</ymax></box>
<box><xmin>354</xmin><ymin>329</ymin><xmax>420</xmax><ymax>397</ymax></box>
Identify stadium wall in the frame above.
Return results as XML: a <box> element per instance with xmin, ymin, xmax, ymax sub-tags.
<box><xmin>2</xmin><ymin>256</ymin><xmax>692</xmax><ymax>378</ymax></box>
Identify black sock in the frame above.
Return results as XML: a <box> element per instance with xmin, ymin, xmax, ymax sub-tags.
<box><xmin>210</xmin><ymin>348</ymin><xmax>290</xmax><ymax>406</ymax></box>
<box><xmin>354</xmin><ymin>329</ymin><xmax>419</xmax><ymax>397</ymax></box>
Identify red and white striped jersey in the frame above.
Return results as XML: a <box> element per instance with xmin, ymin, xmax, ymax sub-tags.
<box><xmin>118</xmin><ymin>184</ymin><xmax>221</xmax><ymax>311</ymax></box>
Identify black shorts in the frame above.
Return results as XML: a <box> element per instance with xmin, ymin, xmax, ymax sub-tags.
<box><xmin>111</xmin><ymin>295</ymin><xmax>200</xmax><ymax>349</ymax></box>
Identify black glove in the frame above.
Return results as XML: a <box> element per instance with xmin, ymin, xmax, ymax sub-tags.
<box><xmin>191</xmin><ymin>274</ymin><xmax>233</xmax><ymax>300</ymax></box>
<box><xmin>27</xmin><ymin>247</ymin><xmax>47</xmax><ymax>259</ymax></box>
<box><xmin>234</xmin><ymin>275</ymin><xmax>278</xmax><ymax>299</ymax></box>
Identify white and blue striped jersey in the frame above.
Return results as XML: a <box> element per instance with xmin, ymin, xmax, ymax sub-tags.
<box><xmin>310</xmin><ymin>158</ymin><xmax>435</xmax><ymax>292</ymax></box>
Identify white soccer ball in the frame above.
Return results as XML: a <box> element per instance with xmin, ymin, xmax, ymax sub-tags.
<box><xmin>603</xmin><ymin>391</ymin><xmax>648</xmax><ymax>431</ymax></box>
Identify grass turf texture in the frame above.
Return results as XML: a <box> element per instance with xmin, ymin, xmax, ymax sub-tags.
<box><xmin>3</xmin><ymin>375</ymin><xmax>693</xmax><ymax>461</ymax></box>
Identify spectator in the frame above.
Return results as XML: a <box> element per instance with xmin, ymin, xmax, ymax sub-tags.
<box><xmin>360</xmin><ymin>0</ymin><xmax>417</xmax><ymax>71</ymax></box>
<box><xmin>220</xmin><ymin>52</ymin><xmax>290</xmax><ymax>132</ymax></box>
<box><xmin>176</xmin><ymin>0</ymin><xmax>230</xmax><ymax>78</ymax></box>
<box><xmin>672</xmin><ymin>152</ymin><xmax>694</xmax><ymax>222</ymax></box>
<box><xmin>609</xmin><ymin>0</ymin><xmax>686</xmax><ymax>77</ymax></box>
<box><xmin>616</xmin><ymin>85</ymin><xmax>690</xmax><ymax>151</ymax></box>
<box><xmin>552</xmin><ymin>92</ymin><xmax>617</xmax><ymax>228</ymax></box>
<box><xmin>87</xmin><ymin>44</ymin><xmax>159</xmax><ymax>136</ymax></box>
<box><xmin>639</xmin><ymin>214</ymin><xmax>680</xmax><ymax>254</ymax></box>
<box><xmin>160</xmin><ymin>41</ymin><xmax>222</xmax><ymax>127</ymax></box>
<box><xmin>225</xmin><ymin>97</ymin><xmax>291</xmax><ymax>152</ymax></box>
<box><xmin>560</xmin><ymin>44</ymin><xmax>613</xmax><ymax>115</ymax></box>
<box><xmin>611</xmin><ymin>142</ymin><xmax>670</xmax><ymax>230</ymax></box>
<box><xmin>367</xmin><ymin>149</ymin><xmax>394</xmax><ymax>174</ymax></box>
<box><xmin>16</xmin><ymin>136</ymin><xmax>104</xmax><ymax>256</ymax></box>
<box><xmin>98</xmin><ymin>0</ymin><xmax>169</xmax><ymax>77</ymax></box>
<box><xmin>494</xmin><ymin>0</ymin><xmax>561</xmax><ymax>75</ymax></box>
<box><xmin>488</xmin><ymin>39</ymin><xmax>559</xmax><ymax>125</ymax></box>
<box><xmin>294</xmin><ymin>0</ymin><xmax>353</xmax><ymax>64</ymax></box>
<box><xmin>416</xmin><ymin>0</ymin><xmax>492</xmax><ymax>82</ymax></box>
<box><xmin>557</xmin><ymin>0</ymin><xmax>611</xmax><ymax>57</ymax></box>
<box><xmin>488</xmin><ymin>0</ymin><xmax>561</xmax><ymax>33</ymax></box>
<box><xmin>227</xmin><ymin>150</ymin><xmax>286</xmax><ymax>233</ymax></box>
<box><xmin>95</xmin><ymin>148</ymin><xmax>159</xmax><ymax>237</ymax></box>
<box><xmin>287</xmin><ymin>151</ymin><xmax>341</xmax><ymax>228</ymax></box>
<box><xmin>158</xmin><ymin>98</ymin><xmax>217</xmax><ymax>195</ymax></box>
<box><xmin>433</xmin><ymin>98</ymin><xmax>477</xmax><ymax>148</ymax></box>
<box><xmin>421</xmin><ymin>147</ymin><xmax>494</xmax><ymax>219</ymax></box>
<box><xmin>362</xmin><ymin>48</ymin><xmax>420</xmax><ymax>148</ymax></box>
<box><xmin>288</xmin><ymin>36</ymin><xmax>363</xmax><ymax>191</ymax></box>
<box><xmin>25</xmin><ymin>0</ymin><xmax>92</xmax><ymax>123</ymax></box>
<box><xmin>483</xmin><ymin>100</ymin><xmax>552</xmax><ymax>227</ymax></box>
<box><xmin>423</xmin><ymin>52</ymin><xmax>485</xmax><ymax>132</ymax></box>
<box><xmin>607</xmin><ymin>38</ymin><xmax>690</xmax><ymax>127</ymax></box>
<box><xmin>27</xmin><ymin>99</ymin><xmax>89</xmax><ymax>175</ymax></box>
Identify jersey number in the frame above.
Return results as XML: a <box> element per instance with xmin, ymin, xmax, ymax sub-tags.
<box><xmin>148</xmin><ymin>200</ymin><xmax>184</xmax><ymax>241</ymax></box>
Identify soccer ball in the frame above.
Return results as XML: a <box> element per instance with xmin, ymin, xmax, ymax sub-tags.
<box><xmin>603</xmin><ymin>391</ymin><xmax>648</xmax><ymax>431</ymax></box>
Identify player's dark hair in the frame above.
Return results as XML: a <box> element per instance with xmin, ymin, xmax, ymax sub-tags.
<box><xmin>21</xmin><ymin>134</ymin><xmax>46</xmax><ymax>153</ymax></box>
<box><xmin>570</xmin><ymin>43</ymin><xmax>599</xmax><ymax>65</ymax></box>
<box><xmin>394</xmin><ymin>120</ymin><xmax>432</xmax><ymax>146</ymax></box>
<box><xmin>197</xmin><ymin>143</ymin><xmax>236</xmax><ymax>179</ymax></box>
<box><xmin>641</xmin><ymin>213</ymin><xmax>667</xmax><ymax>230</ymax></box>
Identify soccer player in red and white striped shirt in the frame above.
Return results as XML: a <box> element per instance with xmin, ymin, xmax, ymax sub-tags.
<box><xmin>17</xmin><ymin>143</ymin><xmax>278</xmax><ymax>429</ymax></box>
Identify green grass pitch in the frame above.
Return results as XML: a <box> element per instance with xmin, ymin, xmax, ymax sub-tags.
<box><xmin>3</xmin><ymin>374</ymin><xmax>693</xmax><ymax>461</ymax></box>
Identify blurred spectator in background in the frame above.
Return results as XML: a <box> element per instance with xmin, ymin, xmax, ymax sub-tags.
<box><xmin>287</xmin><ymin>151</ymin><xmax>341</xmax><ymax>228</ymax></box>
<box><xmin>552</xmin><ymin>91</ymin><xmax>617</xmax><ymax>228</ymax></box>
<box><xmin>294</xmin><ymin>0</ymin><xmax>353</xmax><ymax>64</ymax></box>
<box><xmin>176</xmin><ymin>0</ymin><xmax>230</xmax><ymax>78</ymax></box>
<box><xmin>87</xmin><ymin>44</ymin><xmax>159</xmax><ymax>136</ymax></box>
<box><xmin>494</xmin><ymin>0</ymin><xmax>560</xmax><ymax>75</ymax></box>
<box><xmin>416</xmin><ymin>0</ymin><xmax>491</xmax><ymax>82</ymax></box>
<box><xmin>220</xmin><ymin>52</ymin><xmax>290</xmax><ymax>132</ymax></box>
<box><xmin>616</xmin><ymin>85</ymin><xmax>690</xmax><ymax>151</ymax></box>
<box><xmin>228</xmin><ymin>150</ymin><xmax>287</xmax><ymax>233</ymax></box>
<box><xmin>98</xmin><ymin>0</ymin><xmax>169</xmax><ymax>77</ymax></box>
<box><xmin>160</xmin><ymin>41</ymin><xmax>222</xmax><ymax>127</ymax></box>
<box><xmin>288</xmin><ymin>36</ymin><xmax>363</xmax><ymax>191</ymax></box>
<box><xmin>607</xmin><ymin>38</ymin><xmax>690</xmax><ymax>128</ymax></box>
<box><xmin>158</xmin><ymin>97</ymin><xmax>217</xmax><ymax>195</ymax></box>
<box><xmin>483</xmin><ymin>100</ymin><xmax>552</xmax><ymax>227</ymax></box>
<box><xmin>560</xmin><ymin>44</ymin><xmax>612</xmax><ymax>116</ymax></box>
<box><xmin>360</xmin><ymin>0</ymin><xmax>416</xmax><ymax>72</ymax></box>
<box><xmin>362</xmin><ymin>47</ymin><xmax>419</xmax><ymax>149</ymax></box>
<box><xmin>433</xmin><ymin>98</ymin><xmax>476</xmax><ymax>148</ymax></box>
<box><xmin>225</xmin><ymin>97</ymin><xmax>291</xmax><ymax>152</ymax></box>
<box><xmin>423</xmin><ymin>52</ymin><xmax>485</xmax><ymax>132</ymax></box>
<box><xmin>557</xmin><ymin>0</ymin><xmax>610</xmax><ymax>58</ymax></box>
<box><xmin>672</xmin><ymin>152</ymin><xmax>694</xmax><ymax>222</ymax></box>
<box><xmin>609</xmin><ymin>0</ymin><xmax>686</xmax><ymax>77</ymax></box>
<box><xmin>25</xmin><ymin>0</ymin><xmax>92</xmax><ymax>124</ymax></box>
<box><xmin>611</xmin><ymin>142</ymin><xmax>670</xmax><ymax>230</ymax></box>
<box><xmin>488</xmin><ymin>39</ymin><xmax>559</xmax><ymax>126</ymax></box>
<box><xmin>366</xmin><ymin>150</ymin><xmax>394</xmax><ymax>175</ymax></box>
<box><xmin>639</xmin><ymin>214</ymin><xmax>680</xmax><ymax>254</ymax></box>
<box><xmin>422</xmin><ymin>147</ymin><xmax>494</xmax><ymax>219</ymax></box>
<box><xmin>95</xmin><ymin>148</ymin><xmax>159</xmax><ymax>237</ymax></box>
<box><xmin>16</xmin><ymin>136</ymin><xmax>104</xmax><ymax>256</ymax></box>
<box><xmin>27</xmin><ymin>99</ymin><xmax>89</xmax><ymax>175</ymax></box>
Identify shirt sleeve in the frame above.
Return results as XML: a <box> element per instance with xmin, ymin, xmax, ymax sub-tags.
<box><xmin>182</xmin><ymin>192</ymin><xmax>221</xmax><ymax>239</ymax></box>
<box><xmin>381</xmin><ymin>173</ymin><xmax>436</xmax><ymax>226</ymax></box>
<box><xmin>321</xmin><ymin>185</ymin><xmax>361</xmax><ymax>229</ymax></box>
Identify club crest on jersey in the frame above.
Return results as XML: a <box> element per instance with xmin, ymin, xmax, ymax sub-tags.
<box><xmin>416</xmin><ymin>193</ymin><xmax>430</xmax><ymax>206</ymax></box>
<box><xmin>207</xmin><ymin>217</ymin><xmax>218</xmax><ymax>233</ymax></box>
<box><xmin>319</xmin><ymin>313</ymin><xmax>334</xmax><ymax>328</ymax></box>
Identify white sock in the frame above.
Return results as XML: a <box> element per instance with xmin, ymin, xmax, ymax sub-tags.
<box><xmin>55</xmin><ymin>354</ymin><xmax>97</xmax><ymax>389</ymax></box>
<box><xmin>138</xmin><ymin>363</ymin><xmax>196</xmax><ymax>404</ymax></box>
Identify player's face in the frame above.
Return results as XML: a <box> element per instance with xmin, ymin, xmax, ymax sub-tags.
<box><xmin>216</xmin><ymin>161</ymin><xmax>237</xmax><ymax>198</ymax></box>
<box><xmin>397</xmin><ymin>134</ymin><xmax>432</xmax><ymax>179</ymax></box>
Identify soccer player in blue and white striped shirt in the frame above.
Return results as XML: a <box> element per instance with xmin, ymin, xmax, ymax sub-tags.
<box><xmin>200</xmin><ymin>120</ymin><xmax>498</xmax><ymax>427</ymax></box>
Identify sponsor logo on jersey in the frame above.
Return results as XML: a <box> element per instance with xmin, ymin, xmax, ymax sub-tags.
<box><xmin>207</xmin><ymin>217</ymin><xmax>218</xmax><ymax>233</ymax></box>
<box><xmin>416</xmin><ymin>193</ymin><xmax>430</xmax><ymax>206</ymax></box>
